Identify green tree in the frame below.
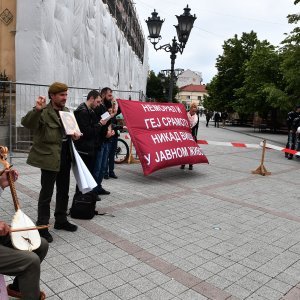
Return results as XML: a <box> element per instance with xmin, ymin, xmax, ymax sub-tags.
<box><xmin>146</xmin><ymin>70</ymin><xmax>164</xmax><ymax>101</ymax></box>
<box><xmin>280</xmin><ymin>0</ymin><xmax>300</xmax><ymax>107</ymax></box>
<box><xmin>206</xmin><ymin>31</ymin><xmax>259</xmax><ymax>112</ymax></box>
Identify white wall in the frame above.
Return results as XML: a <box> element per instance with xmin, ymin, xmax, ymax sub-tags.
<box><xmin>15</xmin><ymin>0</ymin><xmax>148</xmax><ymax>95</ymax></box>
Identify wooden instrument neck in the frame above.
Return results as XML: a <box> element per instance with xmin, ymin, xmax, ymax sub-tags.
<box><xmin>8</xmin><ymin>172</ymin><xmax>20</xmax><ymax>211</ymax></box>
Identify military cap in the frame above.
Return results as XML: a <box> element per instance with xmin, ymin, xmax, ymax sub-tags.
<box><xmin>48</xmin><ymin>82</ymin><xmax>68</xmax><ymax>98</ymax></box>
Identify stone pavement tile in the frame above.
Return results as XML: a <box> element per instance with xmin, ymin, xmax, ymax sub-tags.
<box><xmin>46</xmin><ymin>254</ymin><xmax>71</xmax><ymax>268</ymax></box>
<box><xmin>212</xmin><ymin>256</ymin><xmax>236</xmax><ymax>268</ymax></box>
<box><xmin>85</xmin><ymin>265</ymin><xmax>112</xmax><ymax>279</ymax></box>
<box><xmin>275</xmin><ymin>271</ymin><xmax>300</xmax><ymax>286</ymax></box>
<box><xmin>257</xmin><ymin>264</ymin><xmax>282</xmax><ymax>277</ymax></box>
<box><xmin>193</xmin><ymin>281</ymin><xmax>232</xmax><ymax>300</ymax></box>
<box><xmin>63</xmin><ymin>249</ymin><xmax>87</xmax><ymax>261</ymax></box>
<box><xmin>54</xmin><ymin>262</ymin><xmax>82</xmax><ymax>277</ymax></box>
<box><xmin>58</xmin><ymin>287</ymin><xmax>89</xmax><ymax>300</ymax></box>
<box><xmin>255</xmin><ymin>285</ymin><xmax>283</xmax><ymax>300</ymax></box>
<box><xmin>201</xmin><ymin>261</ymin><xmax>225</xmax><ymax>274</ymax></box>
<box><xmin>245</xmin><ymin>293</ymin><xmax>268</xmax><ymax>300</ymax></box>
<box><xmin>218</xmin><ymin>269</ymin><xmax>244</xmax><ymax>282</ymax></box>
<box><xmin>172</xmin><ymin>258</ymin><xmax>198</xmax><ymax>272</ymax></box>
<box><xmin>52</xmin><ymin>243</ymin><xmax>77</xmax><ymax>254</ymax></box>
<box><xmin>147</xmin><ymin>245</ymin><xmax>169</xmax><ymax>256</ymax></box>
<box><xmin>92</xmin><ymin>252</ymin><xmax>115</xmax><ymax>264</ymax></box>
<box><xmin>240</xmin><ymin>257</ymin><xmax>263</xmax><ymax>270</ymax></box>
<box><xmin>282</xmin><ymin>286</ymin><xmax>300</xmax><ymax>300</ymax></box>
<box><xmin>131</xmin><ymin>263</ymin><xmax>156</xmax><ymax>276</ymax></box>
<box><xmin>245</xmin><ymin>270</ymin><xmax>271</xmax><ymax>285</ymax></box>
<box><xmin>67</xmin><ymin>270</ymin><xmax>94</xmax><ymax>286</ymax></box>
<box><xmin>79</xmin><ymin>245</ymin><xmax>102</xmax><ymax>256</ymax></box>
<box><xmin>178</xmin><ymin>289</ymin><xmax>209</xmax><ymax>300</ymax></box>
<box><xmin>265</xmin><ymin>278</ymin><xmax>292</xmax><ymax>295</ymax></box>
<box><xmin>144</xmin><ymin>286</ymin><xmax>174</xmax><ymax>300</ymax></box>
<box><xmin>40</xmin><ymin>282</ymin><xmax>55</xmax><ymax>297</ymax></box>
<box><xmin>189</xmin><ymin>266</ymin><xmax>214</xmax><ymax>281</ymax></box>
<box><xmin>236</xmin><ymin>276</ymin><xmax>263</xmax><ymax>293</ymax></box>
<box><xmin>102</xmin><ymin>259</ymin><xmax>128</xmax><ymax>273</ymax></box>
<box><xmin>46</xmin><ymin>277</ymin><xmax>75</xmax><ymax>294</ymax></box>
<box><xmin>160</xmin><ymin>279</ymin><xmax>188</xmax><ymax>295</ymax></box>
<box><xmin>40</xmin><ymin>267</ymin><xmax>64</xmax><ymax>283</ymax></box>
<box><xmin>186</xmin><ymin>254</ymin><xmax>208</xmax><ymax>266</ymax></box>
<box><xmin>117</xmin><ymin>255</ymin><xmax>141</xmax><ymax>267</ymax></box>
<box><xmin>78</xmin><ymin>280</ymin><xmax>108</xmax><ymax>298</ymax></box>
<box><xmin>73</xmin><ymin>256</ymin><xmax>99</xmax><ymax>270</ymax></box>
<box><xmin>228</xmin><ymin>263</ymin><xmax>252</xmax><ymax>277</ymax></box>
<box><xmin>129</xmin><ymin>277</ymin><xmax>157</xmax><ymax>293</ymax></box>
<box><xmin>101</xmin><ymin>273</ymin><xmax>126</xmax><ymax>290</ymax></box>
<box><xmin>146</xmin><ymin>271</ymin><xmax>171</xmax><ymax>285</ymax></box>
<box><xmin>112</xmin><ymin>283</ymin><xmax>141</xmax><ymax>299</ymax></box>
<box><xmin>90</xmin><ymin>290</ymin><xmax>121</xmax><ymax>300</ymax></box>
<box><xmin>225</xmin><ymin>284</ymin><xmax>253</xmax><ymax>299</ymax></box>
<box><xmin>206</xmin><ymin>274</ymin><xmax>234</xmax><ymax>290</ymax></box>
<box><xmin>46</xmin><ymin>296</ymin><xmax>61</xmax><ymax>300</ymax></box>
<box><xmin>115</xmin><ymin>268</ymin><xmax>141</xmax><ymax>282</ymax></box>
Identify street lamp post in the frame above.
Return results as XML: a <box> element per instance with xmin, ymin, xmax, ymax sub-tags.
<box><xmin>146</xmin><ymin>6</ymin><xmax>196</xmax><ymax>102</ymax></box>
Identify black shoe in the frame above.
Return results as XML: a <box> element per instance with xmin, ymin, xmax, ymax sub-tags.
<box><xmin>189</xmin><ymin>165</ymin><xmax>193</xmax><ymax>170</ymax></box>
<box><xmin>97</xmin><ymin>188</ymin><xmax>110</xmax><ymax>195</ymax></box>
<box><xmin>109</xmin><ymin>174</ymin><xmax>118</xmax><ymax>179</ymax></box>
<box><xmin>104</xmin><ymin>174</ymin><xmax>109</xmax><ymax>179</ymax></box>
<box><xmin>180</xmin><ymin>165</ymin><xmax>185</xmax><ymax>169</ymax></box>
<box><xmin>288</xmin><ymin>155</ymin><xmax>293</xmax><ymax>160</ymax></box>
<box><xmin>39</xmin><ymin>228</ymin><xmax>53</xmax><ymax>243</ymax></box>
<box><xmin>54</xmin><ymin>221</ymin><xmax>78</xmax><ymax>232</ymax></box>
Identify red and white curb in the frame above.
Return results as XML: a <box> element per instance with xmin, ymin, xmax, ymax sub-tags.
<box><xmin>261</xmin><ymin>142</ymin><xmax>300</xmax><ymax>156</ymax></box>
<box><xmin>197</xmin><ymin>140</ymin><xmax>261</xmax><ymax>149</ymax></box>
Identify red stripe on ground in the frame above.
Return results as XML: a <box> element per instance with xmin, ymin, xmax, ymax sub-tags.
<box><xmin>231</xmin><ymin>142</ymin><xmax>246</xmax><ymax>148</ymax></box>
<box><xmin>282</xmin><ymin>148</ymin><xmax>298</xmax><ymax>155</ymax></box>
<box><xmin>197</xmin><ymin>140</ymin><xmax>208</xmax><ymax>144</ymax></box>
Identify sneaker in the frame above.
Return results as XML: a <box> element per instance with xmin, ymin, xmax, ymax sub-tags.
<box><xmin>38</xmin><ymin>228</ymin><xmax>53</xmax><ymax>243</ymax></box>
<box><xmin>180</xmin><ymin>165</ymin><xmax>185</xmax><ymax>169</ymax></box>
<box><xmin>7</xmin><ymin>284</ymin><xmax>46</xmax><ymax>299</ymax></box>
<box><xmin>97</xmin><ymin>188</ymin><xmax>110</xmax><ymax>195</ymax></box>
<box><xmin>104</xmin><ymin>174</ymin><xmax>109</xmax><ymax>179</ymax></box>
<box><xmin>54</xmin><ymin>221</ymin><xmax>78</xmax><ymax>232</ymax></box>
<box><xmin>109</xmin><ymin>173</ymin><xmax>118</xmax><ymax>179</ymax></box>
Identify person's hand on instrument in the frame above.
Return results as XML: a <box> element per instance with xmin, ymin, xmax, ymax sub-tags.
<box><xmin>0</xmin><ymin>221</ymin><xmax>10</xmax><ymax>236</ymax></box>
<box><xmin>0</xmin><ymin>169</ymin><xmax>18</xmax><ymax>190</ymax></box>
<box><xmin>71</xmin><ymin>131</ymin><xmax>82</xmax><ymax>141</ymax></box>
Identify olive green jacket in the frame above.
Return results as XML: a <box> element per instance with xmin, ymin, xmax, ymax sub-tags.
<box><xmin>21</xmin><ymin>102</ymin><xmax>70</xmax><ymax>172</ymax></box>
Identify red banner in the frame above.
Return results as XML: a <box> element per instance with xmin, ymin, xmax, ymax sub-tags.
<box><xmin>117</xmin><ymin>100</ymin><xmax>208</xmax><ymax>175</ymax></box>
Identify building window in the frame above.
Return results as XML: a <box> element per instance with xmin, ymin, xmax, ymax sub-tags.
<box><xmin>198</xmin><ymin>96</ymin><xmax>202</xmax><ymax>100</ymax></box>
<box><xmin>186</xmin><ymin>96</ymin><xmax>190</xmax><ymax>100</ymax></box>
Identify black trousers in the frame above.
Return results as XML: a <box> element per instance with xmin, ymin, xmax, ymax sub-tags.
<box><xmin>37</xmin><ymin>142</ymin><xmax>71</xmax><ymax>225</ymax></box>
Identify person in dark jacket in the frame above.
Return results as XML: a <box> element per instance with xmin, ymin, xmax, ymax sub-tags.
<box><xmin>74</xmin><ymin>90</ymin><xmax>108</xmax><ymax>198</ymax></box>
<box><xmin>92</xmin><ymin>87</ymin><xmax>115</xmax><ymax>195</ymax></box>
<box><xmin>286</xmin><ymin>105</ymin><xmax>300</xmax><ymax>159</ymax></box>
<box><xmin>214</xmin><ymin>112</ymin><xmax>221</xmax><ymax>128</ymax></box>
<box><xmin>74</xmin><ymin>90</ymin><xmax>107</xmax><ymax>173</ymax></box>
<box><xmin>288</xmin><ymin>105</ymin><xmax>300</xmax><ymax>159</ymax></box>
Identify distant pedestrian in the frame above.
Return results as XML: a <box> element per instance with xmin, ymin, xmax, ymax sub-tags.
<box><xmin>181</xmin><ymin>103</ymin><xmax>199</xmax><ymax>170</ymax></box>
<box><xmin>287</xmin><ymin>105</ymin><xmax>300</xmax><ymax>160</ymax></box>
<box><xmin>221</xmin><ymin>111</ymin><xmax>228</xmax><ymax>128</ymax></box>
<box><xmin>214</xmin><ymin>112</ymin><xmax>221</xmax><ymax>128</ymax></box>
<box><xmin>205</xmin><ymin>111</ymin><xmax>212</xmax><ymax>127</ymax></box>
<box><xmin>286</xmin><ymin>105</ymin><xmax>300</xmax><ymax>159</ymax></box>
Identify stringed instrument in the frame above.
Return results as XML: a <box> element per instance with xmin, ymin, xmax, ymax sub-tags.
<box><xmin>0</xmin><ymin>146</ymin><xmax>47</xmax><ymax>251</ymax></box>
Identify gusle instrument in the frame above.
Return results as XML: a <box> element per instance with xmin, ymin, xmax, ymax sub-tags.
<box><xmin>0</xmin><ymin>146</ymin><xmax>48</xmax><ymax>251</ymax></box>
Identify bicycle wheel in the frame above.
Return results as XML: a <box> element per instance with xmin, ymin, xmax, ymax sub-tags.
<box><xmin>114</xmin><ymin>138</ymin><xmax>129</xmax><ymax>164</ymax></box>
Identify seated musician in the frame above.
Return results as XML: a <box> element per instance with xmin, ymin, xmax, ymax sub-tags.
<box><xmin>0</xmin><ymin>169</ymin><xmax>48</xmax><ymax>300</ymax></box>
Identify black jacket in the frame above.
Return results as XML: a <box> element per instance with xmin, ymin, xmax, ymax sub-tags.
<box><xmin>74</xmin><ymin>103</ymin><xmax>106</xmax><ymax>156</ymax></box>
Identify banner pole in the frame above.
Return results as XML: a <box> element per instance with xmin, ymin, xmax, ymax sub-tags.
<box><xmin>252</xmin><ymin>139</ymin><xmax>271</xmax><ymax>176</ymax></box>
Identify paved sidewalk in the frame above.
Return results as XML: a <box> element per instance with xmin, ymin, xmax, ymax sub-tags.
<box><xmin>1</xmin><ymin>121</ymin><xmax>300</xmax><ymax>300</ymax></box>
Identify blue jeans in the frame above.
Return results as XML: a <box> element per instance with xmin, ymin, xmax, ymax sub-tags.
<box><xmin>105</xmin><ymin>136</ymin><xmax>118</xmax><ymax>176</ymax></box>
<box><xmin>93</xmin><ymin>142</ymin><xmax>109</xmax><ymax>192</ymax></box>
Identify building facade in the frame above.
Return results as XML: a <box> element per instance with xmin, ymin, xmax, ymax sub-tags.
<box><xmin>176</xmin><ymin>84</ymin><xmax>207</xmax><ymax>108</ymax></box>
<box><xmin>176</xmin><ymin>69</ymin><xmax>202</xmax><ymax>88</ymax></box>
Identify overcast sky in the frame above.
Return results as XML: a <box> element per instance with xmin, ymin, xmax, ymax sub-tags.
<box><xmin>134</xmin><ymin>0</ymin><xmax>297</xmax><ymax>84</ymax></box>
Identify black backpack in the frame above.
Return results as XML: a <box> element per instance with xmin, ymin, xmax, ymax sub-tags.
<box><xmin>70</xmin><ymin>192</ymin><xmax>98</xmax><ymax>220</ymax></box>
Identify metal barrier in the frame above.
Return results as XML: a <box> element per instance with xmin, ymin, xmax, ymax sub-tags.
<box><xmin>0</xmin><ymin>81</ymin><xmax>143</xmax><ymax>162</ymax></box>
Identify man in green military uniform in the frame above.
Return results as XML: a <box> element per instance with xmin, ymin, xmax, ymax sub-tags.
<box><xmin>21</xmin><ymin>82</ymin><xmax>81</xmax><ymax>243</ymax></box>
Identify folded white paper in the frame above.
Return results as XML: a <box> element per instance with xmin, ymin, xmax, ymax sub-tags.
<box><xmin>101</xmin><ymin>111</ymin><xmax>111</xmax><ymax>121</ymax></box>
<box><xmin>71</xmin><ymin>141</ymin><xmax>97</xmax><ymax>193</ymax></box>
